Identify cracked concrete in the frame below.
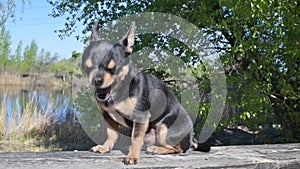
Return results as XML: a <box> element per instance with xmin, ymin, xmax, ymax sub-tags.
<box><xmin>0</xmin><ymin>143</ymin><xmax>299</xmax><ymax>169</ymax></box>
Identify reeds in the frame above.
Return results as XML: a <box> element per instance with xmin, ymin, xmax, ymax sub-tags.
<box><xmin>0</xmin><ymin>92</ymin><xmax>7</xmax><ymax>140</ymax></box>
<box><xmin>0</xmin><ymin>90</ymin><xmax>52</xmax><ymax>141</ymax></box>
<box><xmin>0</xmin><ymin>89</ymin><xmax>94</xmax><ymax>152</ymax></box>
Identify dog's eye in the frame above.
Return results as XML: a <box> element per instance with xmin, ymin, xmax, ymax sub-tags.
<box><xmin>106</xmin><ymin>67</ymin><xmax>115</xmax><ymax>74</ymax></box>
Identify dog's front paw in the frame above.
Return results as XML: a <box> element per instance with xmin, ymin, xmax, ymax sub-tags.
<box><xmin>122</xmin><ymin>155</ymin><xmax>139</xmax><ymax>165</ymax></box>
<box><xmin>89</xmin><ymin>145</ymin><xmax>110</xmax><ymax>153</ymax></box>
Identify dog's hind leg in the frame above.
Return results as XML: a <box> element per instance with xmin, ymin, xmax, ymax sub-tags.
<box><xmin>146</xmin><ymin>124</ymin><xmax>183</xmax><ymax>155</ymax></box>
<box><xmin>147</xmin><ymin>145</ymin><xmax>180</xmax><ymax>154</ymax></box>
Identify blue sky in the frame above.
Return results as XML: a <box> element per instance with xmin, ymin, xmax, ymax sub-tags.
<box><xmin>6</xmin><ymin>1</ymin><xmax>85</xmax><ymax>59</ymax></box>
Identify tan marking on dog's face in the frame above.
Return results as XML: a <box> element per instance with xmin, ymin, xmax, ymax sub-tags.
<box><xmin>88</xmin><ymin>69</ymin><xmax>97</xmax><ymax>83</ymax></box>
<box><xmin>101</xmin><ymin>61</ymin><xmax>116</xmax><ymax>87</ymax></box>
<box><xmin>102</xmin><ymin>72</ymin><xmax>113</xmax><ymax>88</ymax></box>
<box><xmin>107</xmin><ymin>59</ymin><xmax>116</xmax><ymax>70</ymax></box>
<box><xmin>115</xmin><ymin>97</ymin><xmax>137</xmax><ymax>116</ymax></box>
<box><xmin>118</xmin><ymin>65</ymin><xmax>129</xmax><ymax>81</ymax></box>
<box><xmin>85</xmin><ymin>58</ymin><xmax>93</xmax><ymax>68</ymax></box>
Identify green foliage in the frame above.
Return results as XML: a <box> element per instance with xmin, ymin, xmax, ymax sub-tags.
<box><xmin>0</xmin><ymin>26</ymin><xmax>11</xmax><ymax>71</ymax></box>
<box><xmin>0</xmin><ymin>0</ymin><xmax>16</xmax><ymax>26</ymax></box>
<box><xmin>17</xmin><ymin>40</ymin><xmax>38</xmax><ymax>73</ymax></box>
<box><xmin>10</xmin><ymin>41</ymin><xmax>23</xmax><ymax>66</ymax></box>
<box><xmin>51</xmin><ymin>59</ymin><xmax>72</xmax><ymax>75</ymax></box>
<box><xmin>1</xmin><ymin>0</ymin><xmax>28</xmax><ymax>26</ymax></box>
<box><xmin>0</xmin><ymin>27</ymin><xmax>81</xmax><ymax>77</ymax></box>
<box><xmin>48</xmin><ymin>0</ymin><xmax>149</xmax><ymax>40</ymax></box>
<box><xmin>49</xmin><ymin>0</ymin><xmax>300</xmax><ymax>143</ymax></box>
<box><xmin>0</xmin><ymin>1</ymin><xmax>81</xmax><ymax>77</ymax></box>
<box><xmin>50</xmin><ymin>50</ymin><xmax>82</xmax><ymax>76</ymax></box>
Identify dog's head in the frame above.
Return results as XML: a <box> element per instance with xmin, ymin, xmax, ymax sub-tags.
<box><xmin>82</xmin><ymin>22</ymin><xmax>135</xmax><ymax>101</ymax></box>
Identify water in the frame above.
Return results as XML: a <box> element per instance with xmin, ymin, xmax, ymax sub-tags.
<box><xmin>0</xmin><ymin>86</ymin><xmax>76</xmax><ymax>133</ymax></box>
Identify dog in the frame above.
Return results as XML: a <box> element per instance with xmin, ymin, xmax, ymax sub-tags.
<box><xmin>82</xmin><ymin>21</ymin><xmax>210</xmax><ymax>165</ymax></box>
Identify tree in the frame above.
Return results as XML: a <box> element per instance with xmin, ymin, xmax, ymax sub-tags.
<box><xmin>48</xmin><ymin>0</ymin><xmax>148</xmax><ymax>40</ymax></box>
<box><xmin>0</xmin><ymin>0</ymin><xmax>16</xmax><ymax>26</ymax></box>
<box><xmin>0</xmin><ymin>26</ymin><xmax>11</xmax><ymax>73</ymax></box>
<box><xmin>36</xmin><ymin>48</ymin><xmax>58</xmax><ymax>74</ymax></box>
<box><xmin>71</xmin><ymin>50</ymin><xmax>81</xmax><ymax>61</ymax></box>
<box><xmin>11</xmin><ymin>40</ymin><xmax>23</xmax><ymax>65</ymax></box>
<box><xmin>49</xmin><ymin>0</ymin><xmax>300</xmax><ymax>143</ymax></box>
<box><xmin>1</xmin><ymin>0</ymin><xmax>27</xmax><ymax>73</ymax></box>
<box><xmin>19</xmin><ymin>40</ymin><xmax>39</xmax><ymax>73</ymax></box>
<box><xmin>50</xmin><ymin>51</ymin><xmax>82</xmax><ymax>76</ymax></box>
<box><xmin>0</xmin><ymin>0</ymin><xmax>28</xmax><ymax>26</ymax></box>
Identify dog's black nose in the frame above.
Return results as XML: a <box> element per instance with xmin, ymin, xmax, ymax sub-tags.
<box><xmin>94</xmin><ymin>77</ymin><xmax>103</xmax><ymax>86</ymax></box>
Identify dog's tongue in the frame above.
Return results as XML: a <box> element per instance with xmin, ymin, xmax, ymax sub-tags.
<box><xmin>96</xmin><ymin>86</ymin><xmax>111</xmax><ymax>100</ymax></box>
<box><xmin>97</xmin><ymin>87</ymin><xmax>110</xmax><ymax>95</ymax></box>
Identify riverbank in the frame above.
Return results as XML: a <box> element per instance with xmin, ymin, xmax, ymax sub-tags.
<box><xmin>0</xmin><ymin>83</ymin><xmax>94</xmax><ymax>152</ymax></box>
<box><xmin>0</xmin><ymin>73</ymin><xmax>87</xmax><ymax>88</ymax></box>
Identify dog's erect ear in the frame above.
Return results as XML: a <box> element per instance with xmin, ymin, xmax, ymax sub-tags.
<box><xmin>120</xmin><ymin>22</ymin><xmax>135</xmax><ymax>54</ymax></box>
<box><xmin>90</xmin><ymin>21</ymin><xmax>101</xmax><ymax>42</ymax></box>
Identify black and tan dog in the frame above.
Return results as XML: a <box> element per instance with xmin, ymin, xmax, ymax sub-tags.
<box><xmin>82</xmin><ymin>21</ymin><xmax>210</xmax><ymax>165</ymax></box>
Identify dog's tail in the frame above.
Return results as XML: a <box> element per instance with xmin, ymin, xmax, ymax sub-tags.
<box><xmin>192</xmin><ymin>137</ymin><xmax>211</xmax><ymax>152</ymax></box>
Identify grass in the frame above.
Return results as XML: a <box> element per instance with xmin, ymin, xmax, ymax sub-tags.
<box><xmin>0</xmin><ymin>90</ymin><xmax>53</xmax><ymax>151</ymax></box>
<box><xmin>0</xmin><ymin>89</ymin><xmax>94</xmax><ymax>152</ymax></box>
<box><xmin>0</xmin><ymin>92</ymin><xmax>7</xmax><ymax>140</ymax></box>
<box><xmin>1</xmin><ymin>90</ymin><xmax>49</xmax><ymax>141</ymax></box>
<box><xmin>0</xmin><ymin>73</ymin><xmax>70</xmax><ymax>88</ymax></box>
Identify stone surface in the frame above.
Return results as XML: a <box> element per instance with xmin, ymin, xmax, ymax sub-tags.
<box><xmin>0</xmin><ymin>143</ymin><xmax>299</xmax><ymax>169</ymax></box>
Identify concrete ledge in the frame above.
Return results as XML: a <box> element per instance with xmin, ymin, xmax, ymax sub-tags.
<box><xmin>0</xmin><ymin>143</ymin><xmax>299</xmax><ymax>169</ymax></box>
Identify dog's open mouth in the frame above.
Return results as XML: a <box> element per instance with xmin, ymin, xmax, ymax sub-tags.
<box><xmin>95</xmin><ymin>86</ymin><xmax>111</xmax><ymax>101</ymax></box>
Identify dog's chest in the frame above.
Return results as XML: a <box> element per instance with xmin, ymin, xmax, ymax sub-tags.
<box><xmin>101</xmin><ymin>106</ymin><xmax>130</xmax><ymax>127</ymax></box>
<box><xmin>99</xmin><ymin>97</ymin><xmax>137</xmax><ymax>127</ymax></box>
